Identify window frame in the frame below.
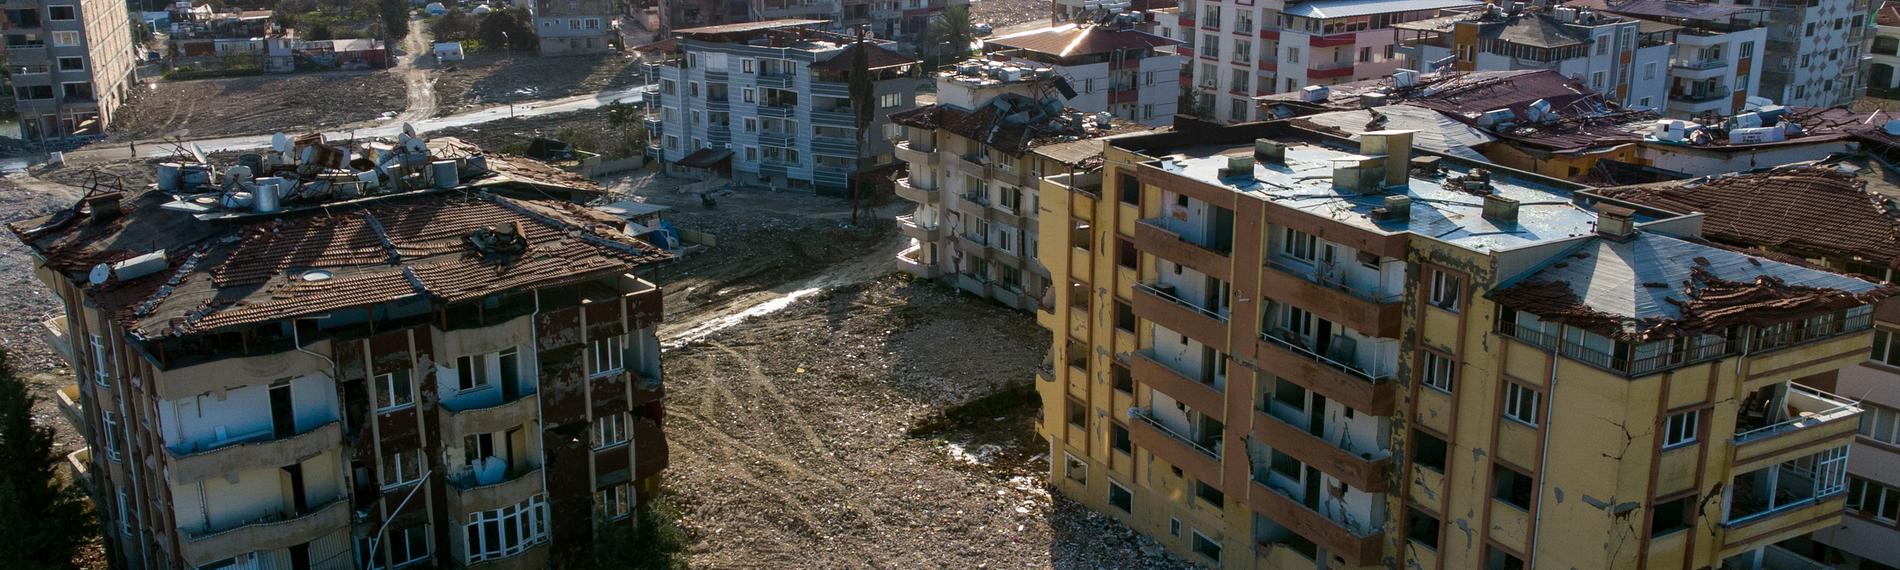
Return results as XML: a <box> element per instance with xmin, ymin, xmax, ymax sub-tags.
<box><xmin>382</xmin><ymin>449</ymin><xmax>423</xmax><ymax>489</ymax></box>
<box><xmin>1502</xmin><ymin>382</ymin><xmax>1540</xmax><ymax>427</ymax></box>
<box><xmin>593</xmin><ymin>412</ymin><xmax>631</xmax><ymax>450</ymax></box>
<box><xmin>1421</xmin><ymin>350</ymin><xmax>1454</xmax><ymax>393</ymax></box>
<box><xmin>376</xmin><ymin>369</ymin><xmax>415</xmax><ymax>412</ymax></box>
<box><xmin>1664</xmin><ymin>409</ymin><xmax>1700</xmax><ymax>448</ymax></box>
<box><xmin>587</xmin><ymin>335</ymin><xmax>626</xmax><ymax>377</ymax></box>
<box><xmin>1429</xmin><ymin>268</ymin><xmax>1462</xmax><ymax>311</ymax></box>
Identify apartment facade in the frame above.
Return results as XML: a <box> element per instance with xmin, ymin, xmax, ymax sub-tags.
<box><xmin>1035</xmin><ymin>121</ymin><xmax>1886</xmax><ymax>569</ymax></box>
<box><xmin>1755</xmin><ymin>0</ymin><xmax>1874</xmax><ymax>108</ymax></box>
<box><xmin>659</xmin><ymin>0</ymin><xmax>962</xmax><ymax>46</ymax></box>
<box><xmin>1395</xmin><ymin>6</ymin><xmax>1674</xmax><ymax>114</ymax></box>
<box><xmin>983</xmin><ymin>20</ymin><xmax>1185</xmax><ymax>127</ymax></box>
<box><xmin>534</xmin><ymin>0</ymin><xmax>618</xmax><ymax>55</ymax></box>
<box><xmin>15</xmin><ymin>140</ymin><xmax>672</xmax><ymax>569</ymax></box>
<box><xmin>2</xmin><ymin>0</ymin><xmax>137</xmax><ymax>140</ymax></box>
<box><xmin>1161</xmin><ymin>0</ymin><xmax>1481</xmax><ymax>124</ymax></box>
<box><xmin>888</xmin><ymin>62</ymin><xmax>1144</xmax><ymax>309</ymax></box>
<box><xmin>1870</xmin><ymin>0</ymin><xmax>1900</xmax><ymax>90</ymax></box>
<box><xmin>654</xmin><ymin>19</ymin><xmax>918</xmax><ymax>195</ymax></box>
<box><xmin>1589</xmin><ymin>165</ymin><xmax>1900</xmax><ymax>569</ymax></box>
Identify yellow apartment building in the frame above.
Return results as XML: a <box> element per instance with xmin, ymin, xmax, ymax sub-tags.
<box><xmin>1033</xmin><ymin>121</ymin><xmax>1888</xmax><ymax>569</ymax></box>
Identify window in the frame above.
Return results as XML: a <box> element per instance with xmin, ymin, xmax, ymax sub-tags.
<box><xmin>376</xmin><ymin>370</ymin><xmax>414</xmax><ymax>411</ymax></box>
<box><xmin>1643</xmin><ymin>62</ymin><xmax>1655</xmax><ymax>80</ymax></box>
<box><xmin>1115</xmin><ymin>301</ymin><xmax>1136</xmax><ymax>332</ymax></box>
<box><xmin>1664</xmin><ymin>410</ymin><xmax>1699</xmax><ymax>448</ymax></box>
<box><xmin>56</xmin><ymin>56</ymin><xmax>82</xmax><ymax>71</ymax></box>
<box><xmin>364</xmin><ymin>524</ymin><xmax>430</xmax><ymax>569</ymax></box>
<box><xmin>465</xmin><ymin>495</ymin><xmax>549</xmax><ymax>563</ymax></box>
<box><xmin>1650</xmin><ymin>496</ymin><xmax>1692</xmax><ymax>537</ymax></box>
<box><xmin>1849</xmin><ymin>477</ymin><xmax>1900</xmax><ymax>522</ymax></box>
<box><xmin>116</xmin><ymin>490</ymin><xmax>131</xmax><ymax>536</ymax></box>
<box><xmin>1741</xmin><ymin>42</ymin><xmax>1753</xmax><ymax>58</ymax></box>
<box><xmin>742</xmin><ymin>58</ymin><xmax>755</xmax><ymax>73</ymax></box>
<box><xmin>743</xmin><ymin>88</ymin><xmax>755</xmax><ymax>103</ymax></box>
<box><xmin>1359</xmin><ymin>46</ymin><xmax>1372</xmax><ymax>62</ymax></box>
<box><xmin>1190</xmin><ymin>530</ymin><xmax>1222</xmax><ymax>563</ymax></box>
<box><xmin>1421</xmin><ymin>351</ymin><xmax>1453</xmax><ymax>392</ymax></box>
<box><xmin>1406</xmin><ymin>507</ymin><xmax>1441</xmax><ymax>548</ymax></box>
<box><xmin>1486</xmin><ymin>548</ymin><xmax>1525</xmax><ymax>570</ymax></box>
<box><xmin>1493</xmin><ymin>465</ymin><xmax>1533</xmax><ymax>509</ymax></box>
<box><xmin>1195</xmin><ymin>480</ymin><xmax>1224</xmax><ymax>509</ymax></box>
<box><xmin>51</xmin><ymin>31</ymin><xmax>77</xmax><ymax>46</ymax></box>
<box><xmin>382</xmin><ymin>450</ymin><xmax>423</xmax><ymax>489</ymax></box>
<box><xmin>1872</xmin><ymin>329</ymin><xmax>1900</xmax><ymax>366</ymax></box>
<box><xmin>1413</xmin><ymin>429</ymin><xmax>1448</xmax><ymax>472</ymax></box>
<box><xmin>61</xmin><ymin>82</ymin><xmax>90</xmax><ymax>100</ymax></box>
<box><xmin>587</xmin><ymin>335</ymin><xmax>626</xmax><ymax>377</ymax></box>
<box><xmin>1429</xmin><ymin>269</ymin><xmax>1461</xmax><ymax>311</ymax></box>
<box><xmin>1816</xmin><ymin>445</ymin><xmax>1849</xmax><ymax>496</ymax></box>
<box><xmin>879</xmin><ymin>92</ymin><xmax>901</xmax><ymax>109</ymax></box>
<box><xmin>456</xmin><ymin>355</ymin><xmax>491</xmax><ymax>392</ymax></box>
<box><xmin>47</xmin><ymin>5</ymin><xmax>73</xmax><ymax>20</ymax></box>
<box><xmin>597</xmin><ymin>483</ymin><xmax>632</xmax><ymax>520</ymax></box>
<box><xmin>1065</xmin><ymin>452</ymin><xmax>1088</xmax><ymax>482</ymax></box>
<box><xmin>1119</xmin><ymin>172</ymin><xmax>1140</xmax><ymax>205</ymax></box>
<box><xmin>1067</xmin><ymin>398</ymin><xmax>1087</xmax><ymax>428</ymax></box>
<box><xmin>90</xmin><ymin>334</ymin><xmax>112</xmax><ymax>387</ymax></box>
<box><xmin>1112</xmin><ymin>363</ymin><xmax>1133</xmax><ymax>393</ymax></box>
<box><xmin>1118</xmin><ymin>238</ymin><xmax>1138</xmax><ymax>269</ymax></box>
<box><xmin>1281</xmin><ymin>227</ymin><xmax>1316</xmax><ymax>261</ymax></box>
<box><xmin>594</xmin><ymin>412</ymin><xmax>630</xmax><ymax>449</ymax></box>
<box><xmin>1288</xmin><ymin>47</ymin><xmax>1300</xmax><ymax>64</ymax></box>
<box><xmin>1111</xmin><ymin>422</ymin><xmax>1132</xmax><ymax>454</ymax></box>
<box><xmin>1108</xmin><ymin>480</ymin><xmax>1133</xmax><ymax>513</ymax></box>
<box><xmin>101</xmin><ymin>412</ymin><xmax>121</xmax><ymax>462</ymax></box>
<box><xmin>1861</xmin><ymin>404</ymin><xmax>1900</xmax><ymax>444</ymax></box>
<box><xmin>1503</xmin><ymin>383</ymin><xmax>1539</xmax><ymax>426</ymax></box>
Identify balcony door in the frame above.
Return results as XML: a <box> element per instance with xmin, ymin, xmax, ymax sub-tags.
<box><xmin>270</xmin><ymin>384</ymin><xmax>295</xmax><ymax>439</ymax></box>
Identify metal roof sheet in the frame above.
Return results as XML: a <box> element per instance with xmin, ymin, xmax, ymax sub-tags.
<box><xmin>1282</xmin><ymin>0</ymin><xmax>1483</xmax><ymax>19</ymax></box>
<box><xmin>985</xmin><ymin>24</ymin><xmax>1180</xmax><ymax>57</ymax></box>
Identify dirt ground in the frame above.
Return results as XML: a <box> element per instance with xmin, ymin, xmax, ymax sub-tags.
<box><xmin>431</xmin><ymin>51</ymin><xmax>646</xmax><ymax>116</ymax></box>
<box><xmin>429</xmin><ymin>106</ymin><xmax>637</xmax><ymax>156</ymax></box>
<box><xmin>109</xmin><ymin>71</ymin><xmax>407</xmax><ymax>141</ymax></box>
<box><xmin>974</xmin><ymin>0</ymin><xmax>1052</xmax><ymax>28</ymax></box>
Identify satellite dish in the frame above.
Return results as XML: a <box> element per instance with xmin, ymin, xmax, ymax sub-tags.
<box><xmin>271</xmin><ymin>132</ymin><xmax>291</xmax><ymax>154</ymax></box>
<box><xmin>89</xmin><ymin>263</ymin><xmax>111</xmax><ymax>286</ymax></box>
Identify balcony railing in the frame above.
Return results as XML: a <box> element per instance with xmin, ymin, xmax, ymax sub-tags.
<box><xmin>1130</xmin><ymin>408</ymin><xmax>1219</xmax><ymax>459</ymax></box>
<box><xmin>1670</xmin><ymin>90</ymin><xmax>1729</xmax><ymax>103</ymax></box>
<box><xmin>1263</xmin><ymin>257</ymin><xmax>1402</xmax><ymax>304</ymax></box>
<box><xmin>1732</xmin><ymin>385</ymin><xmax>1860</xmax><ymax>443</ymax></box>
<box><xmin>1259</xmin><ymin>330</ymin><xmax>1390</xmax><ymax>383</ymax></box>
<box><xmin>1135</xmin><ymin>281</ymin><xmax>1228</xmax><ymax>323</ymax></box>
<box><xmin>1673</xmin><ymin>58</ymin><xmax>1726</xmax><ymax>70</ymax></box>
<box><xmin>164</xmin><ymin>420</ymin><xmax>343</xmax><ymax>485</ymax></box>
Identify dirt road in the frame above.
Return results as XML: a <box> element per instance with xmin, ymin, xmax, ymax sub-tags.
<box><xmin>395</xmin><ymin>18</ymin><xmax>439</xmax><ymax>122</ymax></box>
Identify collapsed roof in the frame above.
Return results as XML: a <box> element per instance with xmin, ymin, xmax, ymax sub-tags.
<box><xmin>889</xmin><ymin>93</ymin><xmax>1153</xmax><ymax>157</ymax></box>
<box><xmin>1591</xmin><ymin>165</ymin><xmax>1900</xmax><ymax>270</ymax></box>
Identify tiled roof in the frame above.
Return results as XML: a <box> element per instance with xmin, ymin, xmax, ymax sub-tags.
<box><xmin>1592</xmin><ymin>166</ymin><xmax>1900</xmax><ymax>269</ymax></box>
<box><xmin>1881</xmin><ymin>0</ymin><xmax>1900</xmax><ymax>27</ymax></box>
<box><xmin>806</xmin><ymin>42</ymin><xmax>920</xmax><ymax>72</ymax></box>
<box><xmin>1564</xmin><ymin>0</ymin><xmax>1761</xmax><ymax>21</ymax></box>
<box><xmin>674</xmin><ymin>19</ymin><xmax>827</xmax><ymax>35</ymax></box>
<box><xmin>11</xmin><ymin>155</ymin><xmax>668</xmax><ymax>340</ymax></box>
<box><xmin>889</xmin><ymin>99</ymin><xmax>1150</xmax><ymax>156</ymax></box>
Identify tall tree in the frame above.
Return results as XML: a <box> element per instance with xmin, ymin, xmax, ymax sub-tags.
<box><xmin>925</xmin><ymin>5</ymin><xmax>974</xmax><ymax>68</ymax></box>
<box><xmin>848</xmin><ymin>27</ymin><xmax>876</xmax><ymax>224</ymax></box>
<box><xmin>0</xmin><ymin>348</ymin><xmax>94</xmax><ymax>569</ymax></box>
<box><xmin>378</xmin><ymin>0</ymin><xmax>410</xmax><ymax>42</ymax></box>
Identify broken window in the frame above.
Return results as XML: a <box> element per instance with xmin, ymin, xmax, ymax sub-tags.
<box><xmin>1406</xmin><ymin>507</ymin><xmax>1440</xmax><ymax>548</ymax></box>
<box><xmin>1485</xmin><ymin>547</ymin><xmax>1525</xmax><ymax>570</ymax></box>
<box><xmin>1190</xmin><ymin>530</ymin><xmax>1222</xmax><ymax>563</ymax></box>
<box><xmin>587</xmin><ymin>335</ymin><xmax>626</xmax><ymax>377</ymax></box>
<box><xmin>456</xmin><ymin>355</ymin><xmax>490</xmax><ymax>392</ymax></box>
<box><xmin>376</xmin><ymin>369</ymin><xmax>414</xmax><ymax>411</ymax></box>
<box><xmin>1111</xmin><ymin>422</ymin><xmax>1132</xmax><ymax>454</ymax></box>
<box><xmin>382</xmin><ymin>449</ymin><xmax>422</xmax><ymax>488</ymax></box>
<box><xmin>1649</xmin><ymin>496</ymin><xmax>1692</xmax><ymax>537</ymax></box>
<box><xmin>593</xmin><ymin>412</ymin><xmax>630</xmax><ymax>449</ymax></box>
<box><xmin>1429</xmin><ymin>269</ymin><xmax>1461</xmax><ymax>311</ymax></box>
<box><xmin>1493</xmin><ymin>465</ymin><xmax>1533</xmax><ymax>509</ymax></box>
<box><xmin>464</xmin><ymin>495</ymin><xmax>548</xmax><ymax>563</ymax></box>
<box><xmin>1066</xmin><ymin>397</ymin><xmax>1087</xmax><ymax>429</ymax></box>
<box><xmin>596</xmin><ymin>483</ymin><xmax>632</xmax><ymax>520</ymax></box>
<box><xmin>1412</xmin><ymin>429</ymin><xmax>1448</xmax><ymax>472</ymax></box>
<box><xmin>1108</xmin><ymin>479</ymin><xmax>1133</xmax><ymax>512</ymax></box>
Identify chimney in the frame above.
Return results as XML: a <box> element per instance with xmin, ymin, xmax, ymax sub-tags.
<box><xmin>1595</xmin><ymin>203</ymin><xmax>1637</xmax><ymax>240</ymax></box>
<box><xmin>1254</xmin><ymin>139</ymin><xmax>1286</xmax><ymax>163</ymax></box>
<box><xmin>1372</xmin><ymin>195</ymin><xmax>1412</xmax><ymax>221</ymax></box>
<box><xmin>1358</xmin><ymin>130</ymin><xmax>1415</xmax><ymax>189</ymax></box>
<box><xmin>1221</xmin><ymin>154</ymin><xmax>1256</xmax><ymax>180</ymax></box>
<box><xmin>1482</xmin><ymin>193</ymin><xmax>1519</xmax><ymax>223</ymax></box>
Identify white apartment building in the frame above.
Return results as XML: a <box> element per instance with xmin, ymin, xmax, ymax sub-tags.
<box><xmin>2</xmin><ymin>0</ymin><xmax>138</xmax><ymax>140</ymax></box>
<box><xmin>1561</xmin><ymin>0</ymin><xmax>1768</xmax><ymax>118</ymax></box>
<box><xmin>1153</xmin><ymin>0</ymin><xmax>1481</xmax><ymax>123</ymax></box>
<box><xmin>1754</xmin><ymin>0</ymin><xmax>1875</xmax><ymax>108</ymax></box>
<box><xmin>1870</xmin><ymin>0</ymin><xmax>1900</xmax><ymax>90</ymax></box>
<box><xmin>983</xmin><ymin>19</ymin><xmax>1185</xmax><ymax>127</ymax></box>
<box><xmin>1396</xmin><ymin>6</ymin><xmax>1674</xmax><ymax>114</ymax></box>
<box><xmin>888</xmin><ymin>62</ymin><xmax>1144</xmax><ymax>310</ymax></box>
<box><xmin>652</xmin><ymin>20</ymin><xmax>919</xmax><ymax>195</ymax></box>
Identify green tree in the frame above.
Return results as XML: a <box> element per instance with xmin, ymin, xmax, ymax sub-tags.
<box><xmin>923</xmin><ymin>5</ymin><xmax>974</xmax><ymax>68</ymax></box>
<box><xmin>307</xmin><ymin>22</ymin><xmax>334</xmax><ymax>41</ymax></box>
<box><xmin>479</xmin><ymin>8</ymin><xmax>536</xmax><ymax>51</ymax></box>
<box><xmin>848</xmin><ymin>27</ymin><xmax>876</xmax><ymax>224</ymax></box>
<box><xmin>587</xmin><ymin>497</ymin><xmax>688</xmax><ymax>569</ymax></box>
<box><xmin>377</xmin><ymin>0</ymin><xmax>410</xmax><ymax>42</ymax></box>
<box><xmin>604</xmin><ymin>101</ymin><xmax>648</xmax><ymax>159</ymax></box>
<box><xmin>0</xmin><ymin>349</ymin><xmax>95</xmax><ymax>569</ymax></box>
<box><xmin>430</xmin><ymin>8</ymin><xmax>477</xmax><ymax>41</ymax></box>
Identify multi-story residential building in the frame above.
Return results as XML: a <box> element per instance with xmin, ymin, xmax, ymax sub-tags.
<box><xmin>1035</xmin><ymin>120</ymin><xmax>1889</xmax><ymax>569</ymax></box>
<box><xmin>13</xmin><ymin>137</ymin><xmax>673</xmax><ymax>569</ymax></box>
<box><xmin>1588</xmin><ymin>164</ymin><xmax>1900</xmax><ymax>569</ymax></box>
<box><xmin>1395</xmin><ymin>5</ymin><xmax>1673</xmax><ymax>114</ymax></box>
<box><xmin>983</xmin><ymin>19</ymin><xmax>1185</xmax><ymax>127</ymax></box>
<box><xmin>888</xmin><ymin>61</ymin><xmax>1148</xmax><ymax>309</ymax></box>
<box><xmin>2</xmin><ymin>0</ymin><xmax>137</xmax><ymax>141</ymax></box>
<box><xmin>659</xmin><ymin>0</ymin><xmax>961</xmax><ymax>46</ymax></box>
<box><xmin>653</xmin><ymin>19</ymin><xmax>918</xmax><ymax>196</ymax></box>
<box><xmin>534</xmin><ymin>0</ymin><xmax>618</xmax><ymax>54</ymax></box>
<box><xmin>1752</xmin><ymin>0</ymin><xmax>1874</xmax><ymax>108</ymax></box>
<box><xmin>1564</xmin><ymin>0</ymin><xmax>1769</xmax><ymax>118</ymax></box>
<box><xmin>1170</xmin><ymin>0</ymin><xmax>1481</xmax><ymax>123</ymax></box>
<box><xmin>1870</xmin><ymin>0</ymin><xmax>1900</xmax><ymax>90</ymax></box>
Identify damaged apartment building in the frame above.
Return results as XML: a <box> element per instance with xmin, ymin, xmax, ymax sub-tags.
<box><xmin>13</xmin><ymin>133</ymin><xmax>672</xmax><ymax>569</ymax></box>
<box><xmin>659</xmin><ymin>0</ymin><xmax>964</xmax><ymax>46</ymax></box>
<box><xmin>649</xmin><ymin>19</ymin><xmax>918</xmax><ymax>196</ymax></box>
<box><xmin>1035</xmin><ymin>120</ymin><xmax>1888</xmax><ymax>569</ymax></box>
<box><xmin>2</xmin><ymin>0</ymin><xmax>139</xmax><ymax>140</ymax></box>
<box><xmin>888</xmin><ymin>57</ymin><xmax>1152</xmax><ymax>310</ymax></box>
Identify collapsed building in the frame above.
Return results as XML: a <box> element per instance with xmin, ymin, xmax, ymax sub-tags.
<box><xmin>15</xmin><ymin>132</ymin><xmax>672</xmax><ymax>569</ymax></box>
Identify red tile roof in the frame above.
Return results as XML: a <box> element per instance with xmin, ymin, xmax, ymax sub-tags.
<box><xmin>1593</xmin><ymin>166</ymin><xmax>1900</xmax><ymax>270</ymax></box>
<box><xmin>1881</xmin><ymin>0</ymin><xmax>1900</xmax><ymax>27</ymax></box>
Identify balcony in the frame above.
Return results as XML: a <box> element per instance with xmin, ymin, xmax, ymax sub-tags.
<box><xmin>894</xmin><ymin>176</ymin><xmax>938</xmax><ymax>203</ymax></box>
<box><xmin>1128</xmin><ymin>408</ymin><xmax>1222</xmax><ymax>481</ymax></box>
<box><xmin>1731</xmin><ymin>385</ymin><xmax>1859</xmax><ymax>471</ymax></box>
<box><xmin>896</xmin><ymin>244</ymin><xmax>940</xmax><ymax>279</ymax></box>
<box><xmin>893</xmin><ymin>141</ymin><xmax>937</xmax><ymax>167</ymax></box>
<box><xmin>449</xmin><ymin>464</ymin><xmax>545</xmax><ymax>515</ymax></box>
<box><xmin>811</xmin><ymin>108</ymin><xmax>855</xmax><ymax>127</ymax></box>
<box><xmin>38</xmin><ymin>313</ymin><xmax>70</xmax><ymax>364</ymax></box>
<box><xmin>954</xmin><ymin>233</ymin><xmax>993</xmax><ymax>257</ymax></box>
<box><xmin>757</xmin><ymin>72</ymin><xmax>795</xmax><ymax>89</ymax></box>
<box><xmin>810</xmin><ymin>81</ymin><xmax>849</xmax><ymax>98</ymax></box>
<box><xmin>1252</xmin><ymin>408</ymin><xmax>1390</xmax><ymax>492</ymax></box>
<box><xmin>810</xmin><ymin>135</ymin><xmax>856</xmax><ymax>156</ymax></box>
<box><xmin>896</xmin><ymin>214</ymin><xmax>943</xmax><ymax>242</ymax></box>
<box><xmin>1308</xmin><ymin>61</ymin><xmax>1356</xmax><ymax>79</ymax></box>
<box><xmin>164</xmin><ymin>420</ymin><xmax>342</xmax><ymax>485</ymax></box>
<box><xmin>758</xmin><ymin>131</ymin><xmax>795</xmax><ymax>148</ymax></box>
<box><xmin>1673</xmin><ymin>57</ymin><xmax>1726</xmax><ymax>70</ymax></box>
<box><xmin>1131</xmin><ymin>350</ymin><xmax>1224</xmax><ymax>416</ymax></box>
<box><xmin>1247</xmin><ymin>478</ymin><xmax>1383</xmax><ymax>565</ymax></box>
<box><xmin>439</xmin><ymin>393</ymin><xmax>539</xmax><ymax>441</ymax></box>
<box><xmin>1310</xmin><ymin>33</ymin><xmax>1356</xmax><ymax>47</ymax></box>
<box><xmin>1670</xmin><ymin>89</ymin><xmax>1728</xmax><ymax>103</ymax></box>
<box><xmin>178</xmin><ymin>498</ymin><xmax>349</xmax><ymax>568</ymax></box>
<box><xmin>1261</xmin><ymin>257</ymin><xmax>1403</xmax><ymax>338</ymax></box>
<box><xmin>757</xmin><ymin>104</ymin><xmax>796</xmax><ymax>119</ymax></box>
<box><xmin>1134</xmin><ymin>218</ymin><xmax>1233</xmax><ymax>281</ymax></box>
<box><xmin>1132</xmin><ymin>281</ymin><xmax>1229</xmax><ymax>348</ymax></box>
<box><xmin>54</xmin><ymin>382</ymin><xmax>82</xmax><ymax>431</ymax></box>
<box><xmin>1256</xmin><ymin>331</ymin><xmax>1396</xmax><ymax>415</ymax></box>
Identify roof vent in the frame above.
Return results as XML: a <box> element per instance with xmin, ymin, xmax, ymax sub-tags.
<box><xmin>1221</xmin><ymin>155</ymin><xmax>1256</xmax><ymax>179</ymax></box>
<box><xmin>1254</xmin><ymin>139</ymin><xmax>1287</xmax><ymax>164</ymax></box>
<box><xmin>1301</xmin><ymin>85</ymin><xmax>1330</xmax><ymax>103</ymax></box>
<box><xmin>1595</xmin><ymin>204</ymin><xmax>1637</xmax><ymax>241</ymax></box>
<box><xmin>1372</xmin><ymin>195</ymin><xmax>1412</xmax><ymax>221</ymax></box>
<box><xmin>1482</xmin><ymin>193</ymin><xmax>1519</xmax><ymax>224</ymax></box>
